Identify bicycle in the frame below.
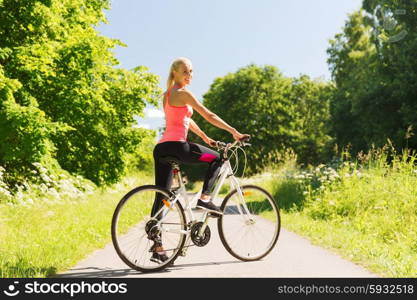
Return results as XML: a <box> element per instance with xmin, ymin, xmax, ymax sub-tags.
<box><xmin>111</xmin><ymin>137</ymin><xmax>281</xmax><ymax>272</ymax></box>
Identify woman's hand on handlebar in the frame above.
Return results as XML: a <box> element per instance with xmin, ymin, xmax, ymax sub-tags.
<box><xmin>231</xmin><ymin>129</ymin><xmax>250</xmax><ymax>142</ymax></box>
<box><xmin>203</xmin><ymin>136</ymin><xmax>217</xmax><ymax>147</ymax></box>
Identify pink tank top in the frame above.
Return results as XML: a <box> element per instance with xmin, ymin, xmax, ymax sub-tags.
<box><xmin>158</xmin><ymin>85</ymin><xmax>193</xmax><ymax>143</ymax></box>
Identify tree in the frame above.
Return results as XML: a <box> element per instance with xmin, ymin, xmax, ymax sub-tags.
<box><xmin>186</xmin><ymin>64</ymin><xmax>333</xmax><ymax>180</ymax></box>
<box><xmin>327</xmin><ymin>2</ymin><xmax>417</xmax><ymax>154</ymax></box>
<box><xmin>289</xmin><ymin>75</ymin><xmax>334</xmax><ymax>165</ymax></box>
<box><xmin>363</xmin><ymin>0</ymin><xmax>417</xmax><ymax>149</ymax></box>
<box><xmin>327</xmin><ymin>10</ymin><xmax>378</xmax><ymax>153</ymax></box>
<box><xmin>190</xmin><ymin>64</ymin><xmax>295</xmax><ymax>175</ymax></box>
<box><xmin>0</xmin><ymin>0</ymin><xmax>160</xmax><ymax>186</ymax></box>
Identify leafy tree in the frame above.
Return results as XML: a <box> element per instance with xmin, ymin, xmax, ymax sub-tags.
<box><xmin>289</xmin><ymin>75</ymin><xmax>334</xmax><ymax>165</ymax></box>
<box><xmin>327</xmin><ymin>1</ymin><xmax>417</xmax><ymax>154</ymax></box>
<box><xmin>327</xmin><ymin>10</ymin><xmax>378</xmax><ymax>153</ymax></box>
<box><xmin>186</xmin><ymin>64</ymin><xmax>333</xmax><ymax>181</ymax></box>
<box><xmin>0</xmin><ymin>0</ymin><xmax>160</xmax><ymax>185</ymax></box>
<box><xmin>190</xmin><ymin>64</ymin><xmax>295</xmax><ymax>175</ymax></box>
<box><xmin>363</xmin><ymin>0</ymin><xmax>417</xmax><ymax>149</ymax></box>
<box><xmin>0</xmin><ymin>65</ymin><xmax>63</xmax><ymax>186</ymax></box>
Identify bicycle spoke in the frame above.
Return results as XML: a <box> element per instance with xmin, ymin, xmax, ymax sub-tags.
<box><xmin>219</xmin><ymin>185</ymin><xmax>281</xmax><ymax>261</ymax></box>
<box><xmin>112</xmin><ymin>186</ymin><xmax>187</xmax><ymax>272</ymax></box>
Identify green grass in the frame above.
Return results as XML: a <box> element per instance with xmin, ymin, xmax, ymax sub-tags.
<box><xmin>261</xmin><ymin>150</ymin><xmax>417</xmax><ymax>278</ymax></box>
<box><xmin>1</xmin><ymin>149</ymin><xmax>416</xmax><ymax>278</ymax></box>
<box><xmin>0</xmin><ymin>171</ymin><xmax>152</xmax><ymax>278</ymax></box>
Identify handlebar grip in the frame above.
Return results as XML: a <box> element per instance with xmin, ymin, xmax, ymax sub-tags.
<box><xmin>239</xmin><ymin>135</ymin><xmax>251</xmax><ymax>142</ymax></box>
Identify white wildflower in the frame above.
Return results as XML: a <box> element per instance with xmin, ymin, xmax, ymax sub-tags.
<box><xmin>0</xmin><ymin>187</ymin><xmax>12</xmax><ymax>199</ymax></box>
<box><xmin>45</xmin><ymin>211</ymin><xmax>55</xmax><ymax>217</ymax></box>
<box><xmin>47</xmin><ymin>188</ymin><xmax>60</xmax><ymax>199</ymax></box>
<box><xmin>40</xmin><ymin>173</ymin><xmax>52</xmax><ymax>183</ymax></box>
<box><xmin>15</xmin><ymin>190</ymin><xmax>24</xmax><ymax>201</ymax></box>
<box><xmin>39</xmin><ymin>183</ymin><xmax>48</xmax><ymax>193</ymax></box>
<box><xmin>329</xmin><ymin>174</ymin><xmax>340</xmax><ymax>181</ymax></box>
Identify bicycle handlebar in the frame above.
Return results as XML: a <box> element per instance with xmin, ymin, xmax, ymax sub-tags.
<box><xmin>213</xmin><ymin>135</ymin><xmax>251</xmax><ymax>175</ymax></box>
<box><xmin>214</xmin><ymin>135</ymin><xmax>251</xmax><ymax>152</ymax></box>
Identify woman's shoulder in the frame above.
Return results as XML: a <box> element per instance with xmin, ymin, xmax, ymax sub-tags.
<box><xmin>173</xmin><ymin>87</ymin><xmax>195</xmax><ymax>100</ymax></box>
<box><xmin>173</xmin><ymin>86</ymin><xmax>190</xmax><ymax>94</ymax></box>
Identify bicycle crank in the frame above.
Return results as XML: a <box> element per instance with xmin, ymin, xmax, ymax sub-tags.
<box><xmin>190</xmin><ymin>222</ymin><xmax>211</xmax><ymax>247</ymax></box>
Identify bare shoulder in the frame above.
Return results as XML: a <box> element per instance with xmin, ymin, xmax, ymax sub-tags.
<box><xmin>176</xmin><ymin>88</ymin><xmax>198</xmax><ymax>104</ymax></box>
<box><xmin>176</xmin><ymin>87</ymin><xmax>194</xmax><ymax>97</ymax></box>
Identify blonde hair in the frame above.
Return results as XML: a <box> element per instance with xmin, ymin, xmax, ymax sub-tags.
<box><xmin>166</xmin><ymin>57</ymin><xmax>192</xmax><ymax>90</ymax></box>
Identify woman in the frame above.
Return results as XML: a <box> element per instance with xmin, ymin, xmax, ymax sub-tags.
<box><xmin>150</xmin><ymin>57</ymin><xmax>249</xmax><ymax>263</ymax></box>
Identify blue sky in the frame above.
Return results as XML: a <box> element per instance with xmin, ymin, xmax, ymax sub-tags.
<box><xmin>98</xmin><ymin>0</ymin><xmax>362</xmax><ymax>133</ymax></box>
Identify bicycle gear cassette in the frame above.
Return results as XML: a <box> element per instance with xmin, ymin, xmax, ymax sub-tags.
<box><xmin>190</xmin><ymin>222</ymin><xmax>211</xmax><ymax>247</ymax></box>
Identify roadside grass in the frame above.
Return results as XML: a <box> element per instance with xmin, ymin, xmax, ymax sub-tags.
<box><xmin>0</xmin><ymin>171</ymin><xmax>231</xmax><ymax>278</ymax></box>
<box><xmin>261</xmin><ymin>148</ymin><xmax>417</xmax><ymax>278</ymax></box>
<box><xmin>1</xmin><ymin>147</ymin><xmax>416</xmax><ymax>278</ymax></box>
<box><xmin>0</xmin><ymin>172</ymin><xmax>153</xmax><ymax>278</ymax></box>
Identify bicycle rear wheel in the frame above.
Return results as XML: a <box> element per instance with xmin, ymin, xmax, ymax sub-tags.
<box><xmin>111</xmin><ymin>185</ymin><xmax>186</xmax><ymax>272</ymax></box>
<box><xmin>218</xmin><ymin>184</ymin><xmax>281</xmax><ymax>261</ymax></box>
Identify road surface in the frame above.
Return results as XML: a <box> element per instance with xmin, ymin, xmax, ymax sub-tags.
<box><xmin>57</xmin><ymin>215</ymin><xmax>377</xmax><ymax>278</ymax></box>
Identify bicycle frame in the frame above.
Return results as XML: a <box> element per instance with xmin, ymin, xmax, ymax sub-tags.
<box><xmin>153</xmin><ymin>155</ymin><xmax>254</xmax><ymax>245</ymax></box>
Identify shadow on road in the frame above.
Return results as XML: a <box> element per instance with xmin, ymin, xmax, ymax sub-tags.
<box><xmin>55</xmin><ymin>260</ymin><xmax>250</xmax><ymax>278</ymax></box>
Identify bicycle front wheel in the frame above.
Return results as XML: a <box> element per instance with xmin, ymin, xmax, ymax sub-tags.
<box><xmin>218</xmin><ymin>184</ymin><xmax>281</xmax><ymax>261</ymax></box>
<box><xmin>111</xmin><ymin>185</ymin><xmax>186</xmax><ymax>272</ymax></box>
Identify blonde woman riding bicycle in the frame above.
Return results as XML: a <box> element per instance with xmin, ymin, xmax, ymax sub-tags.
<box><xmin>111</xmin><ymin>58</ymin><xmax>281</xmax><ymax>271</ymax></box>
<box><xmin>151</xmin><ymin>57</ymin><xmax>250</xmax><ymax>262</ymax></box>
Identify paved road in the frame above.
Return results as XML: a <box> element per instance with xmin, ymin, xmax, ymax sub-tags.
<box><xmin>57</xmin><ymin>215</ymin><xmax>377</xmax><ymax>278</ymax></box>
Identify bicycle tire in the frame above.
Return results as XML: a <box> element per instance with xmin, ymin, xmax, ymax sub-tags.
<box><xmin>218</xmin><ymin>184</ymin><xmax>281</xmax><ymax>261</ymax></box>
<box><xmin>111</xmin><ymin>185</ymin><xmax>186</xmax><ymax>272</ymax></box>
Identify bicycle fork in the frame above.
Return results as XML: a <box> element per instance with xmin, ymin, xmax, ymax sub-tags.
<box><xmin>230</xmin><ymin>177</ymin><xmax>255</xmax><ymax>223</ymax></box>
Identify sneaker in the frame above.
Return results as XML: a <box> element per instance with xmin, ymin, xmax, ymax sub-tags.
<box><xmin>150</xmin><ymin>252</ymin><xmax>169</xmax><ymax>264</ymax></box>
<box><xmin>196</xmin><ymin>199</ymin><xmax>223</xmax><ymax>216</ymax></box>
<box><xmin>149</xmin><ymin>243</ymin><xmax>169</xmax><ymax>264</ymax></box>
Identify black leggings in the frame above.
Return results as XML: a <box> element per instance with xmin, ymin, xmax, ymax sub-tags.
<box><xmin>152</xmin><ymin>141</ymin><xmax>223</xmax><ymax>217</ymax></box>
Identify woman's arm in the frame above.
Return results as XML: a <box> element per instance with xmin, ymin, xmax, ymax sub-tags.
<box><xmin>189</xmin><ymin>118</ymin><xmax>208</xmax><ymax>140</ymax></box>
<box><xmin>189</xmin><ymin>119</ymin><xmax>215</xmax><ymax>146</ymax></box>
<box><xmin>181</xmin><ymin>90</ymin><xmax>238</xmax><ymax>135</ymax></box>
